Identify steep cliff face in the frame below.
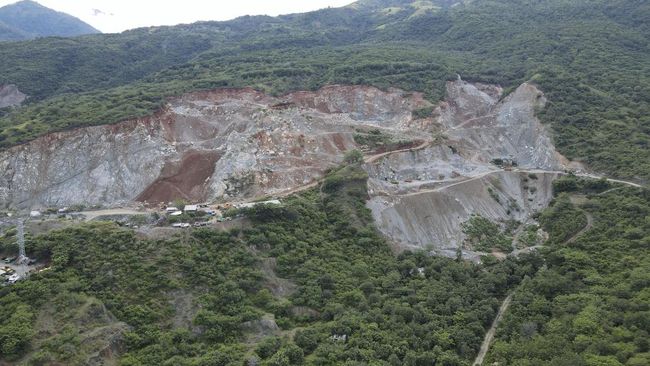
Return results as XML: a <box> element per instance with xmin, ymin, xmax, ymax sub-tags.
<box><xmin>367</xmin><ymin>171</ymin><xmax>559</xmax><ymax>257</ymax></box>
<box><xmin>0</xmin><ymin>86</ymin><xmax>431</xmax><ymax>209</ymax></box>
<box><xmin>0</xmin><ymin>84</ymin><xmax>27</xmax><ymax>108</ymax></box>
<box><xmin>365</xmin><ymin>80</ymin><xmax>574</xmax><ymax>257</ymax></box>
<box><xmin>0</xmin><ymin>118</ymin><xmax>172</xmax><ymax>208</ymax></box>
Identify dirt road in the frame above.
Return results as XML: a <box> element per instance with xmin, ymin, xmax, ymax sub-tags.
<box><xmin>257</xmin><ymin>140</ymin><xmax>434</xmax><ymax>200</ymax></box>
<box><xmin>566</xmin><ymin>211</ymin><xmax>594</xmax><ymax>244</ymax></box>
<box><xmin>474</xmin><ymin>197</ymin><xmax>596</xmax><ymax>364</ymax></box>
<box><xmin>74</xmin><ymin>142</ymin><xmax>643</xmax><ymax>225</ymax></box>
<box><xmin>392</xmin><ymin>168</ymin><xmax>643</xmax><ymax>199</ymax></box>
<box><xmin>364</xmin><ymin>140</ymin><xmax>431</xmax><ymax>164</ymax></box>
<box><xmin>575</xmin><ymin>173</ymin><xmax>642</xmax><ymax>188</ymax></box>
<box><xmin>83</xmin><ymin>208</ymin><xmax>150</xmax><ymax>221</ymax></box>
<box><xmin>473</xmin><ymin>293</ymin><xmax>513</xmax><ymax>366</ymax></box>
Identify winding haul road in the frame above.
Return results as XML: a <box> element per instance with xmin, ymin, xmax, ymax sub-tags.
<box><xmin>471</xmin><ymin>194</ymin><xmax>601</xmax><ymax>365</ymax></box>
<box><xmin>12</xmin><ymin>136</ymin><xmax>645</xmax><ymax>363</ymax></box>
<box><xmin>76</xmin><ymin>139</ymin><xmax>644</xmax><ymax>223</ymax></box>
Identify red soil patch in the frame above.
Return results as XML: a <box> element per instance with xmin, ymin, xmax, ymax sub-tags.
<box><xmin>136</xmin><ymin>150</ymin><xmax>221</xmax><ymax>203</ymax></box>
<box><xmin>331</xmin><ymin>133</ymin><xmax>347</xmax><ymax>151</ymax></box>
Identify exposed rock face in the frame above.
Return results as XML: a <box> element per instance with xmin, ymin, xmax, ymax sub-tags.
<box><xmin>0</xmin><ymin>85</ymin><xmax>431</xmax><ymax>209</ymax></box>
<box><xmin>0</xmin><ymin>84</ymin><xmax>27</xmax><ymax>108</ymax></box>
<box><xmin>366</xmin><ymin>80</ymin><xmax>573</xmax><ymax>258</ymax></box>
<box><xmin>0</xmin><ymin>119</ymin><xmax>173</xmax><ymax>208</ymax></box>
<box><xmin>367</xmin><ymin>171</ymin><xmax>560</xmax><ymax>256</ymax></box>
<box><xmin>0</xmin><ymin>79</ymin><xmax>575</xmax><ymax>260</ymax></box>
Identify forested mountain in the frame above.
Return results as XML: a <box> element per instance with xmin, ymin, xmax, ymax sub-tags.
<box><xmin>0</xmin><ymin>0</ymin><xmax>99</xmax><ymax>41</ymax></box>
<box><xmin>0</xmin><ymin>1</ymin><xmax>648</xmax><ymax>365</ymax></box>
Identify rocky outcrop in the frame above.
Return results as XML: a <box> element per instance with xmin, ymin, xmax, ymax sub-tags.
<box><xmin>0</xmin><ymin>118</ymin><xmax>173</xmax><ymax>208</ymax></box>
<box><xmin>0</xmin><ymin>84</ymin><xmax>27</xmax><ymax>108</ymax></box>
<box><xmin>0</xmin><ymin>86</ymin><xmax>431</xmax><ymax>209</ymax></box>
<box><xmin>365</xmin><ymin>79</ymin><xmax>574</xmax><ymax>258</ymax></box>
<box><xmin>368</xmin><ymin>171</ymin><xmax>559</xmax><ymax>257</ymax></box>
<box><xmin>0</xmin><ymin>79</ymin><xmax>576</xmax><ymax>260</ymax></box>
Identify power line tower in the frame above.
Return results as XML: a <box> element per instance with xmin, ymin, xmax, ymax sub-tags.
<box><xmin>16</xmin><ymin>219</ymin><xmax>28</xmax><ymax>265</ymax></box>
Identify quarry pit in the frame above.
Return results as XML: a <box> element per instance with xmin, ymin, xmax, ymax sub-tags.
<box><xmin>0</xmin><ymin>79</ymin><xmax>582</xmax><ymax>256</ymax></box>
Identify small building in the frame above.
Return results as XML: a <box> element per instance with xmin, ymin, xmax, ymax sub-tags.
<box><xmin>166</xmin><ymin>207</ymin><xmax>179</xmax><ymax>213</ymax></box>
<box><xmin>30</xmin><ymin>211</ymin><xmax>42</xmax><ymax>218</ymax></box>
<box><xmin>57</xmin><ymin>207</ymin><xmax>69</xmax><ymax>214</ymax></box>
<box><xmin>7</xmin><ymin>273</ymin><xmax>21</xmax><ymax>284</ymax></box>
<box><xmin>184</xmin><ymin>205</ymin><xmax>199</xmax><ymax>213</ymax></box>
<box><xmin>172</xmin><ymin>223</ymin><xmax>191</xmax><ymax>228</ymax></box>
<box><xmin>170</xmin><ymin>211</ymin><xmax>183</xmax><ymax>216</ymax></box>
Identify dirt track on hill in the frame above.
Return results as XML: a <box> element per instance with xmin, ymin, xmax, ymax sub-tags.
<box><xmin>472</xmin><ymin>194</ymin><xmax>598</xmax><ymax>365</ymax></box>
<box><xmin>473</xmin><ymin>293</ymin><xmax>513</xmax><ymax>366</ymax></box>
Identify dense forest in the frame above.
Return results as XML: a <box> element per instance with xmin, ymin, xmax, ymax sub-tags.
<box><xmin>0</xmin><ymin>0</ymin><xmax>649</xmax><ymax>181</ymax></box>
<box><xmin>0</xmin><ymin>163</ymin><xmax>541</xmax><ymax>365</ymax></box>
<box><xmin>487</xmin><ymin>176</ymin><xmax>650</xmax><ymax>365</ymax></box>
<box><xmin>1</xmin><ymin>165</ymin><xmax>648</xmax><ymax>365</ymax></box>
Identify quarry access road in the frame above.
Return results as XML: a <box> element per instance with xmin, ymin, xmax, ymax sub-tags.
<box><xmin>473</xmin><ymin>293</ymin><xmax>514</xmax><ymax>366</ymax></box>
<box><xmin>473</xmin><ymin>194</ymin><xmax>598</xmax><ymax>365</ymax></box>
<box><xmin>577</xmin><ymin>173</ymin><xmax>643</xmax><ymax>188</ymax></box>
<box><xmin>392</xmin><ymin>169</ymin><xmax>643</xmax><ymax>199</ymax></box>
<box><xmin>364</xmin><ymin>139</ymin><xmax>432</xmax><ymax>164</ymax></box>
<box><xmin>74</xmin><ymin>141</ymin><xmax>433</xmax><ymax>220</ymax></box>
<box><xmin>83</xmin><ymin>208</ymin><xmax>150</xmax><ymax>221</ymax></box>
<box><xmin>397</xmin><ymin>168</ymin><xmax>555</xmax><ymax>198</ymax></box>
<box><xmin>255</xmin><ymin>140</ymin><xmax>435</xmax><ymax>199</ymax></box>
<box><xmin>566</xmin><ymin>207</ymin><xmax>594</xmax><ymax>244</ymax></box>
<box><xmin>73</xmin><ymin>143</ymin><xmax>642</xmax><ymax>220</ymax></box>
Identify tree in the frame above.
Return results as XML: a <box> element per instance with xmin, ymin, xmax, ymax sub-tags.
<box><xmin>344</xmin><ymin>149</ymin><xmax>364</xmax><ymax>164</ymax></box>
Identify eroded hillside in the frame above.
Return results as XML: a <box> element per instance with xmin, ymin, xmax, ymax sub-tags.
<box><xmin>0</xmin><ymin>84</ymin><xmax>26</xmax><ymax>108</ymax></box>
<box><xmin>366</xmin><ymin>80</ymin><xmax>577</xmax><ymax>258</ymax></box>
<box><xmin>0</xmin><ymin>85</ymin><xmax>432</xmax><ymax>209</ymax></box>
<box><xmin>0</xmin><ymin>80</ymin><xmax>578</xmax><ymax>256</ymax></box>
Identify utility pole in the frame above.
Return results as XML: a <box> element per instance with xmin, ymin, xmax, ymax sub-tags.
<box><xmin>16</xmin><ymin>219</ymin><xmax>26</xmax><ymax>263</ymax></box>
<box><xmin>15</xmin><ymin>218</ymin><xmax>31</xmax><ymax>270</ymax></box>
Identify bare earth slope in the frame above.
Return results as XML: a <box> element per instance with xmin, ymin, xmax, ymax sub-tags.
<box><xmin>0</xmin><ymin>80</ymin><xmax>579</xmax><ymax>259</ymax></box>
<box><xmin>366</xmin><ymin>80</ymin><xmax>576</xmax><ymax>258</ymax></box>
<box><xmin>0</xmin><ymin>85</ymin><xmax>432</xmax><ymax>208</ymax></box>
<box><xmin>0</xmin><ymin>84</ymin><xmax>27</xmax><ymax>108</ymax></box>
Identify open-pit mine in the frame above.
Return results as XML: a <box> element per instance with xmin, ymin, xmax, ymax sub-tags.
<box><xmin>0</xmin><ymin>79</ymin><xmax>581</xmax><ymax>257</ymax></box>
